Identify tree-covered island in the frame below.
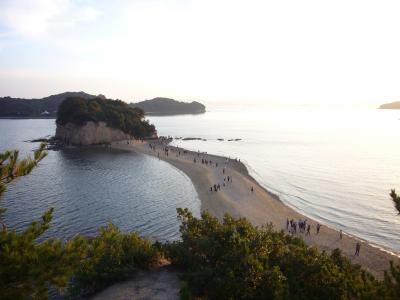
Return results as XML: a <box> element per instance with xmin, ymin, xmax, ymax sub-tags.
<box><xmin>55</xmin><ymin>97</ymin><xmax>156</xmax><ymax>145</ymax></box>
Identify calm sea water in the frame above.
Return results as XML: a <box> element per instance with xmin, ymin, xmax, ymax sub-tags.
<box><xmin>147</xmin><ymin>107</ymin><xmax>400</xmax><ymax>253</ymax></box>
<box><xmin>1</xmin><ymin>108</ymin><xmax>400</xmax><ymax>253</ymax></box>
<box><xmin>0</xmin><ymin>119</ymin><xmax>200</xmax><ymax>241</ymax></box>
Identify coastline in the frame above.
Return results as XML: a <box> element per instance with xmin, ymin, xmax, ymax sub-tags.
<box><xmin>111</xmin><ymin>139</ymin><xmax>399</xmax><ymax>279</ymax></box>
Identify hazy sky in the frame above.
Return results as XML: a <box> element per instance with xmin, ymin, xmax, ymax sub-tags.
<box><xmin>1</xmin><ymin>0</ymin><xmax>400</xmax><ymax>107</ymax></box>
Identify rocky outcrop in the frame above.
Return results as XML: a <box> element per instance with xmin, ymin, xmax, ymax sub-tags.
<box><xmin>55</xmin><ymin>121</ymin><xmax>132</xmax><ymax>145</ymax></box>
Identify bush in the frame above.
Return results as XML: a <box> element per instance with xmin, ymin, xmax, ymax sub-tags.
<box><xmin>68</xmin><ymin>224</ymin><xmax>160</xmax><ymax>297</ymax></box>
<box><xmin>165</xmin><ymin>208</ymin><xmax>387</xmax><ymax>300</ymax></box>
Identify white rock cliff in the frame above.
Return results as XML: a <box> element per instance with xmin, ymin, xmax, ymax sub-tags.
<box><xmin>56</xmin><ymin>121</ymin><xmax>132</xmax><ymax>145</ymax></box>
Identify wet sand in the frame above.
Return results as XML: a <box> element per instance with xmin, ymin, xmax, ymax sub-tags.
<box><xmin>112</xmin><ymin>140</ymin><xmax>399</xmax><ymax>279</ymax></box>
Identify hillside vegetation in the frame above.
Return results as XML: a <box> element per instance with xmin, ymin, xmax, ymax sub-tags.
<box><xmin>0</xmin><ymin>92</ymin><xmax>206</xmax><ymax>118</ymax></box>
<box><xmin>131</xmin><ymin>97</ymin><xmax>206</xmax><ymax>115</ymax></box>
<box><xmin>0</xmin><ymin>92</ymin><xmax>101</xmax><ymax>118</ymax></box>
<box><xmin>56</xmin><ymin>97</ymin><xmax>155</xmax><ymax>138</ymax></box>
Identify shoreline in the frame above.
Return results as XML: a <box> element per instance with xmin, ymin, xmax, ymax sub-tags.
<box><xmin>111</xmin><ymin>139</ymin><xmax>399</xmax><ymax>279</ymax></box>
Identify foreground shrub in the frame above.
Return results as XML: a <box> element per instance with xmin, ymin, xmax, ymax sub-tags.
<box><xmin>67</xmin><ymin>224</ymin><xmax>160</xmax><ymax>297</ymax></box>
<box><xmin>165</xmin><ymin>208</ymin><xmax>390</xmax><ymax>300</ymax></box>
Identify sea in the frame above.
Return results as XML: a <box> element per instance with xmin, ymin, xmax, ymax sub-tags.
<box><xmin>1</xmin><ymin>107</ymin><xmax>400</xmax><ymax>253</ymax></box>
<box><xmin>0</xmin><ymin>119</ymin><xmax>200</xmax><ymax>241</ymax></box>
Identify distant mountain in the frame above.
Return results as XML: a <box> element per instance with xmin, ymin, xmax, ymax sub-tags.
<box><xmin>379</xmin><ymin>101</ymin><xmax>400</xmax><ymax>109</ymax></box>
<box><xmin>0</xmin><ymin>92</ymin><xmax>104</xmax><ymax>118</ymax></box>
<box><xmin>0</xmin><ymin>93</ymin><xmax>206</xmax><ymax>118</ymax></box>
<box><xmin>130</xmin><ymin>97</ymin><xmax>206</xmax><ymax>115</ymax></box>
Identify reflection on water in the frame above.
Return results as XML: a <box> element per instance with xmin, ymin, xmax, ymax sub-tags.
<box><xmin>148</xmin><ymin>107</ymin><xmax>400</xmax><ymax>252</ymax></box>
<box><xmin>0</xmin><ymin>119</ymin><xmax>200</xmax><ymax>241</ymax></box>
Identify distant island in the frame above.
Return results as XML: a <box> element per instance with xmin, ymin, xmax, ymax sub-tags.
<box><xmin>130</xmin><ymin>97</ymin><xmax>206</xmax><ymax>115</ymax></box>
<box><xmin>55</xmin><ymin>97</ymin><xmax>156</xmax><ymax>145</ymax></box>
<box><xmin>0</xmin><ymin>93</ymin><xmax>206</xmax><ymax>118</ymax></box>
<box><xmin>379</xmin><ymin>101</ymin><xmax>400</xmax><ymax>109</ymax></box>
<box><xmin>0</xmin><ymin>91</ymin><xmax>103</xmax><ymax>118</ymax></box>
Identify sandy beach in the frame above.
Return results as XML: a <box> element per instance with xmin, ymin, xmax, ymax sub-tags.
<box><xmin>112</xmin><ymin>139</ymin><xmax>399</xmax><ymax>279</ymax></box>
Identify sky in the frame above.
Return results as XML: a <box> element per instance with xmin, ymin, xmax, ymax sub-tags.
<box><xmin>1</xmin><ymin>0</ymin><xmax>400</xmax><ymax>108</ymax></box>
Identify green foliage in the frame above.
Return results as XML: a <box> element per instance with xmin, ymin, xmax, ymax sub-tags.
<box><xmin>383</xmin><ymin>261</ymin><xmax>400</xmax><ymax>299</ymax></box>
<box><xmin>0</xmin><ymin>209</ymin><xmax>85</xmax><ymax>299</ymax></box>
<box><xmin>0</xmin><ymin>143</ymin><xmax>47</xmax><ymax>220</ymax></box>
<box><xmin>0</xmin><ymin>145</ymin><xmax>159</xmax><ymax>299</ymax></box>
<box><xmin>164</xmin><ymin>208</ymin><xmax>400</xmax><ymax>300</ymax></box>
<box><xmin>390</xmin><ymin>189</ymin><xmax>400</xmax><ymax>215</ymax></box>
<box><xmin>68</xmin><ymin>224</ymin><xmax>160</xmax><ymax>297</ymax></box>
<box><xmin>0</xmin><ymin>144</ymin><xmax>79</xmax><ymax>299</ymax></box>
<box><xmin>56</xmin><ymin>97</ymin><xmax>155</xmax><ymax>138</ymax></box>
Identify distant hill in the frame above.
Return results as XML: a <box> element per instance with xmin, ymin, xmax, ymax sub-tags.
<box><xmin>130</xmin><ymin>97</ymin><xmax>206</xmax><ymax>115</ymax></box>
<box><xmin>0</xmin><ymin>93</ymin><xmax>206</xmax><ymax>117</ymax></box>
<box><xmin>379</xmin><ymin>101</ymin><xmax>400</xmax><ymax>109</ymax></box>
<box><xmin>0</xmin><ymin>92</ymin><xmax>104</xmax><ymax>118</ymax></box>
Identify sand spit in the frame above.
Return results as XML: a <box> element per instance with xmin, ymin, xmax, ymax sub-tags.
<box><xmin>112</xmin><ymin>140</ymin><xmax>399</xmax><ymax>280</ymax></box>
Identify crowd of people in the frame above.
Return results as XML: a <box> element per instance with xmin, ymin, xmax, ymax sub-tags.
<box><xmin>146</xmin><ymin>138</ymin><xmax>363</xmax><ymax>257</ymax></box>
<box><xmin>286</xmin><ymin>217</ymin><xmax>361</xmax><ymax>256</ymax></box>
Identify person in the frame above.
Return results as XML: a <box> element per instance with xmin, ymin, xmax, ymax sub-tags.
<box><xmin>316</xmin><ymin>223</ymin><xmax>321</xmax><ymax>234</ymax></box>
<box><xmin>355</xmin><ymin>242</ymin><xmax>361</xmax><ymax>256</ymax></box>
<box><xmin>210</xmin><ymin>187</ymin><xmax>213</xmax><ymax>192</ymax></box>
<box><xmin>286</xmin><ymin>218</ymin><xmax>289</xmax><ymax>230</ymax></box>
<box><xmin>223</xmin><ymin>168</ymin><xmax>225</xmax><ymax>174</ymax></box>
<box><xmin>251</xmin><ymin>186</ymin><xmax>254</xmax><ymax>193</ymax></box>
<box><xmin>340</xmin><ymin>230</ymin><xmax>343</xmax><ymax>240</ymax></box>
<box><xmin>306</xmin><ymin>224</ymin><xmax>311</xmax><ymax>235</ymax></box>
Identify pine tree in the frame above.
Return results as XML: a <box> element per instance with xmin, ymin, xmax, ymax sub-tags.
<box><xmin>0</xmin><ymin>144</ymin><xmax>83</xmax><ymax>299</ymax></box>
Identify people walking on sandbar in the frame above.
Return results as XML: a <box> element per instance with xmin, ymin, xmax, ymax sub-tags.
<box><xmin>316</xmin><ymin>223</ymin><xmax>321</xmax><ymax>234</ymax></box>
<box><xmin>286</xmin><ymin>218</ymin><xmax>289</xmax><ymax>230</ymax></box>
<box><xmin>355</xmin><ymin>242</ymin><xmax>361</xmax><ymax>256</ymax></box>
<box><xmin>213</xmin><ymin>184</ymin><xmax>217</xmax><ymax>192</ymax></box>
<box><xmin>251</xmin><ymin>186</ymin><xmax>254</xmax><ymax>193</ymax></box>
<box><xmin>340</xmin><ymin>230</ymin><xmax>343</xmax><ymax>240</ymax></box>
<box><xmin>306</xmin><ymin>224</ymin><xmax>311</xmax><ymax>235</ymax></box>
